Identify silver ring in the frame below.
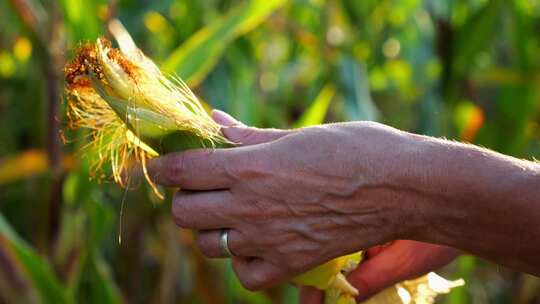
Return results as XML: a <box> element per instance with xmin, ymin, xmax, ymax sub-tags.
<box><xmin>219</xmin><ymin>229</ymin><xmax>234</xmax><ymax>257</ymax></box>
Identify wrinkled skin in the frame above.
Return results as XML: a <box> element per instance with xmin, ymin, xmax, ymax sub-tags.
<box><xmin>148</xmin><ymin>113</ymin><xmax>413</xmax><ymax>290</ymax></box>
<box><xmin>147</xmin><ymin>110</ymin><xmax>540</xmax><ymax>294</ymax></box>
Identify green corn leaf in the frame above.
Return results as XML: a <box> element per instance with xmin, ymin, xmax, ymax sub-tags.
<box><xmin>294</xmin><ymin>84</ymin><xmax>335</xmax><ymax>128</ymax></box>
<box><xmin>0</xmin><ymin>213</ymin><xmax>70</xmax><ymax>304</ymax></box>
<box><xmin>338</xmin><ymin>57</ymin><xmax>378</xmax><ymax>122</ymax></box>
<box><xmin>81</xmin><ymin>253</ymin><xmax>122</xmax><ymax>304</ymax></box>
<box><xmin>450</xmin><ymin>0</ymin><xmax>503</xmax><ymax>88</ymax></box>
<box><xmin>59</xmin><ymin>0</ymin><xmax>101</xmax><ymax>42</ymax></box>
<box><xmin>161</xmin><ymin>0</ymin><xmax>286</xmax><ymax>87</ymax></box>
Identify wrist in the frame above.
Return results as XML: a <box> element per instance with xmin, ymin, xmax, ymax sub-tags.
<box><xmin>346</xmin><ymin>123</ymin><xmax>540</xmax><ymax>274</ymax></box>
<box><xmin>346</xmin><ymin>123</ymin><xmax>434</xmax><ymax>242</ymax></box>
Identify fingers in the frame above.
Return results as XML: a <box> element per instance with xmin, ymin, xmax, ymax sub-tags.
<box><xmin>348</xmin><ymin>252</ymin><xmax>401</xmax><ymax>301</ymax></box>
<box><xmin>212</xmin><ymin>110</ymin><xmax>293</xmax><ymax>146</ymax></box>
<box><xmin>196</xmin><ymin>229</ymin><xmax>253</xmax><ymax>258</ymax></box>
<box><xmin>171</xmin><ymin>190</ymin><xmax>240</xmax><ymax>229</ymax></box>
<box><xmin>299</xmin><ymin>286</ymin><xmax>323</xmax><ymax>304</ymax></box>
<box><xmin>148</xmin><ymin>111</ymin><xmax>292</xmax><ymax>190</ymax></box>
<box><xmin>232</xmin><ymin>257</ymin><xmax>285</xmax><ymax>291</ymax></box>
<box><xmin>349</xmin><ymin>242</ymin><xmax>417</xmax><ymax>300</ymax></box>
<box><xmin>147</xmin><ymin>149</ymin><xmax>234</xmax><ymax>190</ymax></box>
<box><xmin>366</xmin><ymin>243</ymin><xmax>391</xmax><ymax>258</ymax></box>
<box><xmin>349</xmin><ymin>241</ymin><xmax>459</xmax><ymax>301</ymax></box>
<box><xmin>212</xmin><ymin>109</ymin><xmax>246</xmax><ymax>127</ymax></box>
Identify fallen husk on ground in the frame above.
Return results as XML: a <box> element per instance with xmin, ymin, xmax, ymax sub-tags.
<box><xmin>63</xmin><ymin>20</ymin><xmax>463</xmax><ymax>304</ymax></box>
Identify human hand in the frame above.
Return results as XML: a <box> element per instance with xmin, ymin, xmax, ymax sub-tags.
<box><xmin>148</xmin><ymin>111</ymin><xmax>422</xmax><ymax>290</ymax></box>
<box><xmin>299</xmin><ymin>241</ymin><xmax>460</xmax><ymax>303</ymax></box>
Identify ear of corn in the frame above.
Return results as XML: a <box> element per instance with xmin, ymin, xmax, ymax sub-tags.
<box><xmin>64</xmin><ymin>21</ymin><xmax>463</xmax><ymax>303</ymax></box>
<box><xmin>64</xmin><ymin>20</ymin><xmax>229</xmax><ymax>197</ymax></box>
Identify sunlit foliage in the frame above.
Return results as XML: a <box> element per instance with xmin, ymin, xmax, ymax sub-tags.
<box><xmin>0</xmin><ymin>0</ymin><xmax>539</xmax><ymax>303</ymax></box>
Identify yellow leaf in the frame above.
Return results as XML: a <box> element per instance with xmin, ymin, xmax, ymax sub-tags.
<box><xmin>0</xmin><ymin>150</ymin><xmax>74</xmax><ymax>185</ymax></box>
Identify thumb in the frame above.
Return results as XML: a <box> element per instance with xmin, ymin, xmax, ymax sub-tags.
<box><xmin>348</xmin><ymin>252</ymin><xmax>404</xmax><ymax>301</ymax></box>
<box><xmin>349</xmin><ymin>241</ymin><xmax>459</xmax><ymax>301</ymax></box>
<box><xmin>212</xmin><ymin>109</ymin><xmax>293</xmax><ymax>146</ymax></box>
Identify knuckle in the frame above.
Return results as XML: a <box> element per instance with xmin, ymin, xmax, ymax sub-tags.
<box><xmin>237</xmin><ymin>276</ymin><xmax>254</xmax><ymax>291</ymax></box>
<box><xmin>229</xmin><ymin>152</ymin><xmax>267</xmax><ymax>180</ymax></box>
<box><xmin>222</xmin><ymin>150</ymin><xmax>246</xmax><ymax>178</ymax></box>
<box><xmin>245</xmin><ymin>271</ymin><xmax>268</xmax><ymax>291</ymax></box>
<box><xmin>241</xmin><ymin>276</ymin><xmax>264</xmax><ymax>291</ymax></box>
<box><xmin>239</xmin><ymin>128</ymin><xmax>257</xmax><ymax>141</ymax></box>
<box><xmin>164</xmin><ymin>153</ymin><xmax>185</xmax><ymax>184</ymax></box>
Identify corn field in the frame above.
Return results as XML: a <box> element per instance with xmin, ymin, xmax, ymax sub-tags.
<box><xmin>1</xmin><ymin>0</ymin><xmax>539</xmax><ymax>303</ymax></box>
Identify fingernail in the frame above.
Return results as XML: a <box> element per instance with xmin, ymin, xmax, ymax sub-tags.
<box><xmin>211</xmin><ymin>109</ymin><xmax>242</xmax><ymax>127</ymax></box>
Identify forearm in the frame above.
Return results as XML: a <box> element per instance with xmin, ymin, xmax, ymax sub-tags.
<box><xmin>394</xmin><ymin>134</ymin><xmax>540</xmax><ymax>275</ymax></box>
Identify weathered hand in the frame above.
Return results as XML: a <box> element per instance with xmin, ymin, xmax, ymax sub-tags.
<box><xmin>299</xmin><ymin>241</ymin><xmax>460</xmax><ymax>303</ymax></box>
<box><xmin>148</xmin><ymin>111</ymin><xmax>416</xmax><ymax>290</ymax></box>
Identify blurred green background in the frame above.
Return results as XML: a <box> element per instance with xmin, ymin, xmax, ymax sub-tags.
<box><xmin>1</xmin><ymin>0</ymin><xmax>539</xmax><ymax>303</ymax></box>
